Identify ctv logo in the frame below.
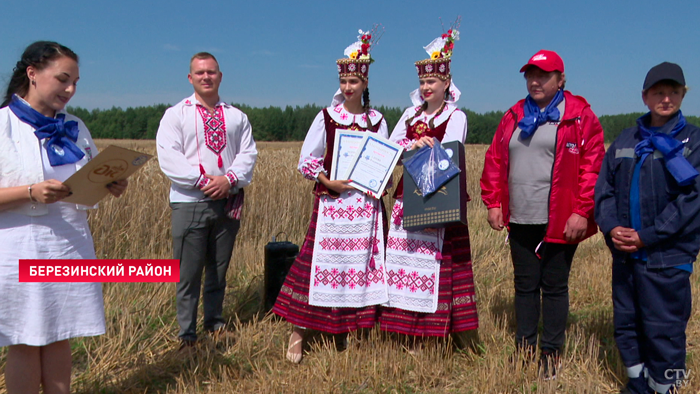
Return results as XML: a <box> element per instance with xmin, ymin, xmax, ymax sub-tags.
<box><xmin>665</xmin><ymin>369</ymin><xmax>691</xmax><ymax>387</ymax></box>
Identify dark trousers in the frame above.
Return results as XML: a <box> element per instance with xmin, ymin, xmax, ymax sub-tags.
<box><xmin>172</xmin><ymin>200</ymin><xmax>240</xmax><ymax>341</ymax></box>
<box><xmin>613</xmin><ymin>258</ymin><xmax>691</xmax><ymax>386</ymax></box>
<box><xmin>509</xmin><ymin>223</ymin><xmax>577</xmax><ymax>351</ymax></box>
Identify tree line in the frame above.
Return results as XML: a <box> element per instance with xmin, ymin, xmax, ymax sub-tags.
<box><xmin>67</xmin><ymin>104</ymin><xmax>700</xmax><ymax>144</ymax></box>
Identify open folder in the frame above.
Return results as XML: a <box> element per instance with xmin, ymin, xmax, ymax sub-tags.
<box><xmin>61</xmin><ymin>145</ymin><xmax>152</xmax><ymax>206</ymax></box>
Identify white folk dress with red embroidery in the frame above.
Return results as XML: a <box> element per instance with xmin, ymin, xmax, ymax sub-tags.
<box><xmin>299</xmin><ymin>106</ymin><xmax>390</xmax><ymax>308</ymax></box>
<box><xmin>385</xmin><ymin>105</ymin><xmax>467</xmax><ymax>313</ymax></box>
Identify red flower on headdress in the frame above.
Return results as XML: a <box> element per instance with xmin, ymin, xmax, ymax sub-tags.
<box><xmin>423</xmin><ymin>17</ymin><xmax>459</xmax><ymax>59</ymax></box>
<box><xmin>346</xmin><ymin>25</ymin><xmax>383</xmax><ymax>63</ymax></box>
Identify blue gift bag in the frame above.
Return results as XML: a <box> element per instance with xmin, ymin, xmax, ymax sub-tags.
<box><xmin>403</xmin><ymin>137</ymin><xmax>461</xmax><ymax>196</ymax></box>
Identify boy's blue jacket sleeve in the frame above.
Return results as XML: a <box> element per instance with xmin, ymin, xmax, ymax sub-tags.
<box><xmin>594</xmin><ymin>140</ymin><xmax>623</xmax><ymax>237</ymax></box>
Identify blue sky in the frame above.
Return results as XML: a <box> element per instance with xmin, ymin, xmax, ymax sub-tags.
<box><xmin>2</xmin><ymin>0</ymin><xmax>699</xmax><ymax>116</ymax></box>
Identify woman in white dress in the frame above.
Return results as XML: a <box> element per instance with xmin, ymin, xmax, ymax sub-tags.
<box><xmin>0</xmin><ymin>41</ymin><xmax>127</xmax><ymax>394</ymax></box>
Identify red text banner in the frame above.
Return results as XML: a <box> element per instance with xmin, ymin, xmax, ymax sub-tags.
<box><xmin>19</xmin><ymin>259</ymin><xmax>179</xmax><ymax>282</ymax></box>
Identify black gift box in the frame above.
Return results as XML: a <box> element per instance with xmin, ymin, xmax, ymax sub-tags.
<box><xmin>402</xmin><ymin>140</ymin><xmax>468</xmax><ymax>230</ymax></box>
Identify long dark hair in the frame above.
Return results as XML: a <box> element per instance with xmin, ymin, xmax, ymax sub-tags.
<box><xmin>2</xmin><ymin>41</ymin><xmax>79</xmax><ymax>107</ymax></box>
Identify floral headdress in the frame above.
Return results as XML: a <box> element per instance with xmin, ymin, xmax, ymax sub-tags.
<box><xmin>337</xmin><ymin>25</ymin><xmax>383</xmax><ymax>82</ymax></box>
<box><xmin>415</xmin><ymin>17</ymin><xmax>461</xmax><ymax>81</ymax></box>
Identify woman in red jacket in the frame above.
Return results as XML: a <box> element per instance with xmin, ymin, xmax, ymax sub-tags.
<box><xmin>480</xmin><ymin>49</ymin><xmax>604</xmax><ymax>380</ymax></box>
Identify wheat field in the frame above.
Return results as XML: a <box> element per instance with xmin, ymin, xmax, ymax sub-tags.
<box><xmin>1</xmin><ymin>140</ymin><xmax>699</xmax><ymax>393</ymax></box>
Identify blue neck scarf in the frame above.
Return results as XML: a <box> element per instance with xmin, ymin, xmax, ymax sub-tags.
<box><xmin>8</xmin><ymin>95</ymin><xmax>84</xmax><ymax>166</ymax></box>
<box><xmin>517</xmin><ymin>89</ymin><xmax>564</xmax><ymax>139</ymax></box>
<box><xmin>634</xmin><ymin>111</ymin><xmax>698</xmax><ymax>186</ymax></box>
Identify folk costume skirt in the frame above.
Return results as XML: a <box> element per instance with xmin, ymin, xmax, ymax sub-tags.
<box><xmin>379</xmin><ymin>199</ymin><xmax>478</xmax><ymax>337</ymax></box>
<box><xmin>273</xmin><ymin>194</ymin><xmax>384</xmax><ymax>334</ymax></box>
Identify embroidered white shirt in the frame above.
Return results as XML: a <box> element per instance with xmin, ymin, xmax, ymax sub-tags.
<box><xmin>156</xmin><ymin>94</ymin><xmax>258</xmax><ymax>203</ymax></box>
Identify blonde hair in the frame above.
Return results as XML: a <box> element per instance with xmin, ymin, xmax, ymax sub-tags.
<box><xmin>189</xmin><ymin>52</ymin><xmax>219</xmax><ymax>71</ymax></box>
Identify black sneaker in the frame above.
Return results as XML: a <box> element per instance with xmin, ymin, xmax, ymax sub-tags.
<box><xmin>538</xmin><ymin>348</ymin><xmax>561</xmax><ymax>380</ymax></box>
<box><xmin>619</xmin><ymin>375</ymin><xmax>647</xmax><ymax>394</ymax></box>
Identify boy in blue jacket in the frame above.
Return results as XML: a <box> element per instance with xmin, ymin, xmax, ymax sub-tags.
<box><xmin>595</xmin><ymin>62</ymin><xmax>700</xmax><ymax>394</ymax></box>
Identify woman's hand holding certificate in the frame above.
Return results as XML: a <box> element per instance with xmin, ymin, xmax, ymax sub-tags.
<box><xmin>344</xmin><ymin>134</ymin><xmax>402</xmax><ymax>196</ymax></box>
<box><xmin>318</xmin><ymin>173</ymin><xmax>356</xmax><ymax>195</ymax></box>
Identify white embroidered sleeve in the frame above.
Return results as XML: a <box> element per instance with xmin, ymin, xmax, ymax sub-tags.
<box><xmin>442</xmin><ymin>110</ymin><xmax>468</xmax><ymax>144</ymax></box>
<box><xmin>390</xmin><ymin>108</ymin><xmax>416</xmax><ymax>149</ymax></box>
<box><xmin>377</xmin><ymin>118</ymin><xmax>389</xmax><ymax>139</ymax></box>
<box><xmin>224</xmin><ymin>112</ymin><xmax>258</xmax><ymax>188</ymax></box>
<box><xmin>156</xmin><ymin>108</ymin><xmax>203</xmax><ymax>189</ymax></box>
<box><xmin>298</xmin><ymin>111</ymin><xmax>327</xmax><ymax>181</ymax></box>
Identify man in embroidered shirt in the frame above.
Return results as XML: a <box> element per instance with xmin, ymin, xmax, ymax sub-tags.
<box><xmin>156</xmin><ymin>52</ymin><xmax>257</xmax><ymax>347</ymax></box>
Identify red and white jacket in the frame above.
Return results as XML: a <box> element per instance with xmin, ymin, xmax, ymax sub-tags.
<box><xmin>480</xmin><ymin>91</ymin><xmax>605</xmax><ymax>244</ymax></box>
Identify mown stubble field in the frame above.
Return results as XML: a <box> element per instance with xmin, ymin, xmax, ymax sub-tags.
<box><xmin>1</xmin><ymin>140</ymin><xmax>699</xmax><ymax>393</ymax></box>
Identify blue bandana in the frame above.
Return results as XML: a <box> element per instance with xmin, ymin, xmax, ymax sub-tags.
<box><xmin>634</xmin><ymin>111</ymin><xmax>698</xmax><ymax>186</ymax></box>
<box><xmin>8</xmin><ymin>95</ymin><xmax>84</xmax><ymax>166</ymax></box>
<box><xmin>517</xmin><ymin>89</ymin><xmax>564</xmax><ymax>139</ymax></box>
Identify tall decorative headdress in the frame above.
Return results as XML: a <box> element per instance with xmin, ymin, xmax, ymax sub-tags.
<box><xmin>415</xmin><ymin>17</ymin><xmax>461</xmax><ymax>81</ymax></box>
<box><xmin>337</xmin><ymin>25</ymin><xmax>383</xmax><ymax>82</ymax></box>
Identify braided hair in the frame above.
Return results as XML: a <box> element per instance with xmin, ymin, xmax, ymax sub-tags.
<box><xmin>405</xmin><ymin>101</ymin><xmax>429</xmax><ymax>129</ymax></box>
<box><xmin>428</xmin><ymin>101</ymin><xmax>447</xmax><ymax>129</ymax></box>
<box><xmin>2</xmin><ymin>41</ymin><xmax>78</xmax><ymax>108</ymax></box>
<box><xmin>362</xmin><ymin>87</ymin><xmax>373</xmax><ymax>129</ymax></box>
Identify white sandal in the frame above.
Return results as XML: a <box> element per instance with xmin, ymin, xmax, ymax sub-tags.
<box><xmin>286</xmin><ymin>332</ymin><xmax>304</xmax><ymax>363</ymax></box>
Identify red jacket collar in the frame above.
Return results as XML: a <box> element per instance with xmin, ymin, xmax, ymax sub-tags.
<box><xmin>509</xmin><ymin>90</ymin><xmax>592</xmax><ymax>121</ymax></box>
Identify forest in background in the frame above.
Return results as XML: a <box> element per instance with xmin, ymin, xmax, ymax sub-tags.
<box><xmin>67</xmin><ymin>104</ymin><xmax>700</xmax><ymax>144</ymax></box>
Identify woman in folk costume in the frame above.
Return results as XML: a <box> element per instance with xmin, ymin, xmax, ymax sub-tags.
<box><xmin>273</xmin><ymin>27</ymin><xmax>389</xmax><ymax>364</ymax></box>
<box><xmin>380</xmin><ymin>21</ymin><xmax>479</xmax><ymax>341</ymax></box>
<box><xmin>0</xmin><ymin>41</ymin><xmax>127</xmax><ymax>394</ymax></box>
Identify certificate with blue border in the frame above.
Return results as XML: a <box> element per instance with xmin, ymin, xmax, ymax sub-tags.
<box><xmin>345</xmin><ymin>135</ymin><xmax>403</xmax><ymax>196</ymax></box>
<box><xmin>330</xmin><ymin>130</ymin><xmax>366</xmax><ymax>181</ymax></box>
